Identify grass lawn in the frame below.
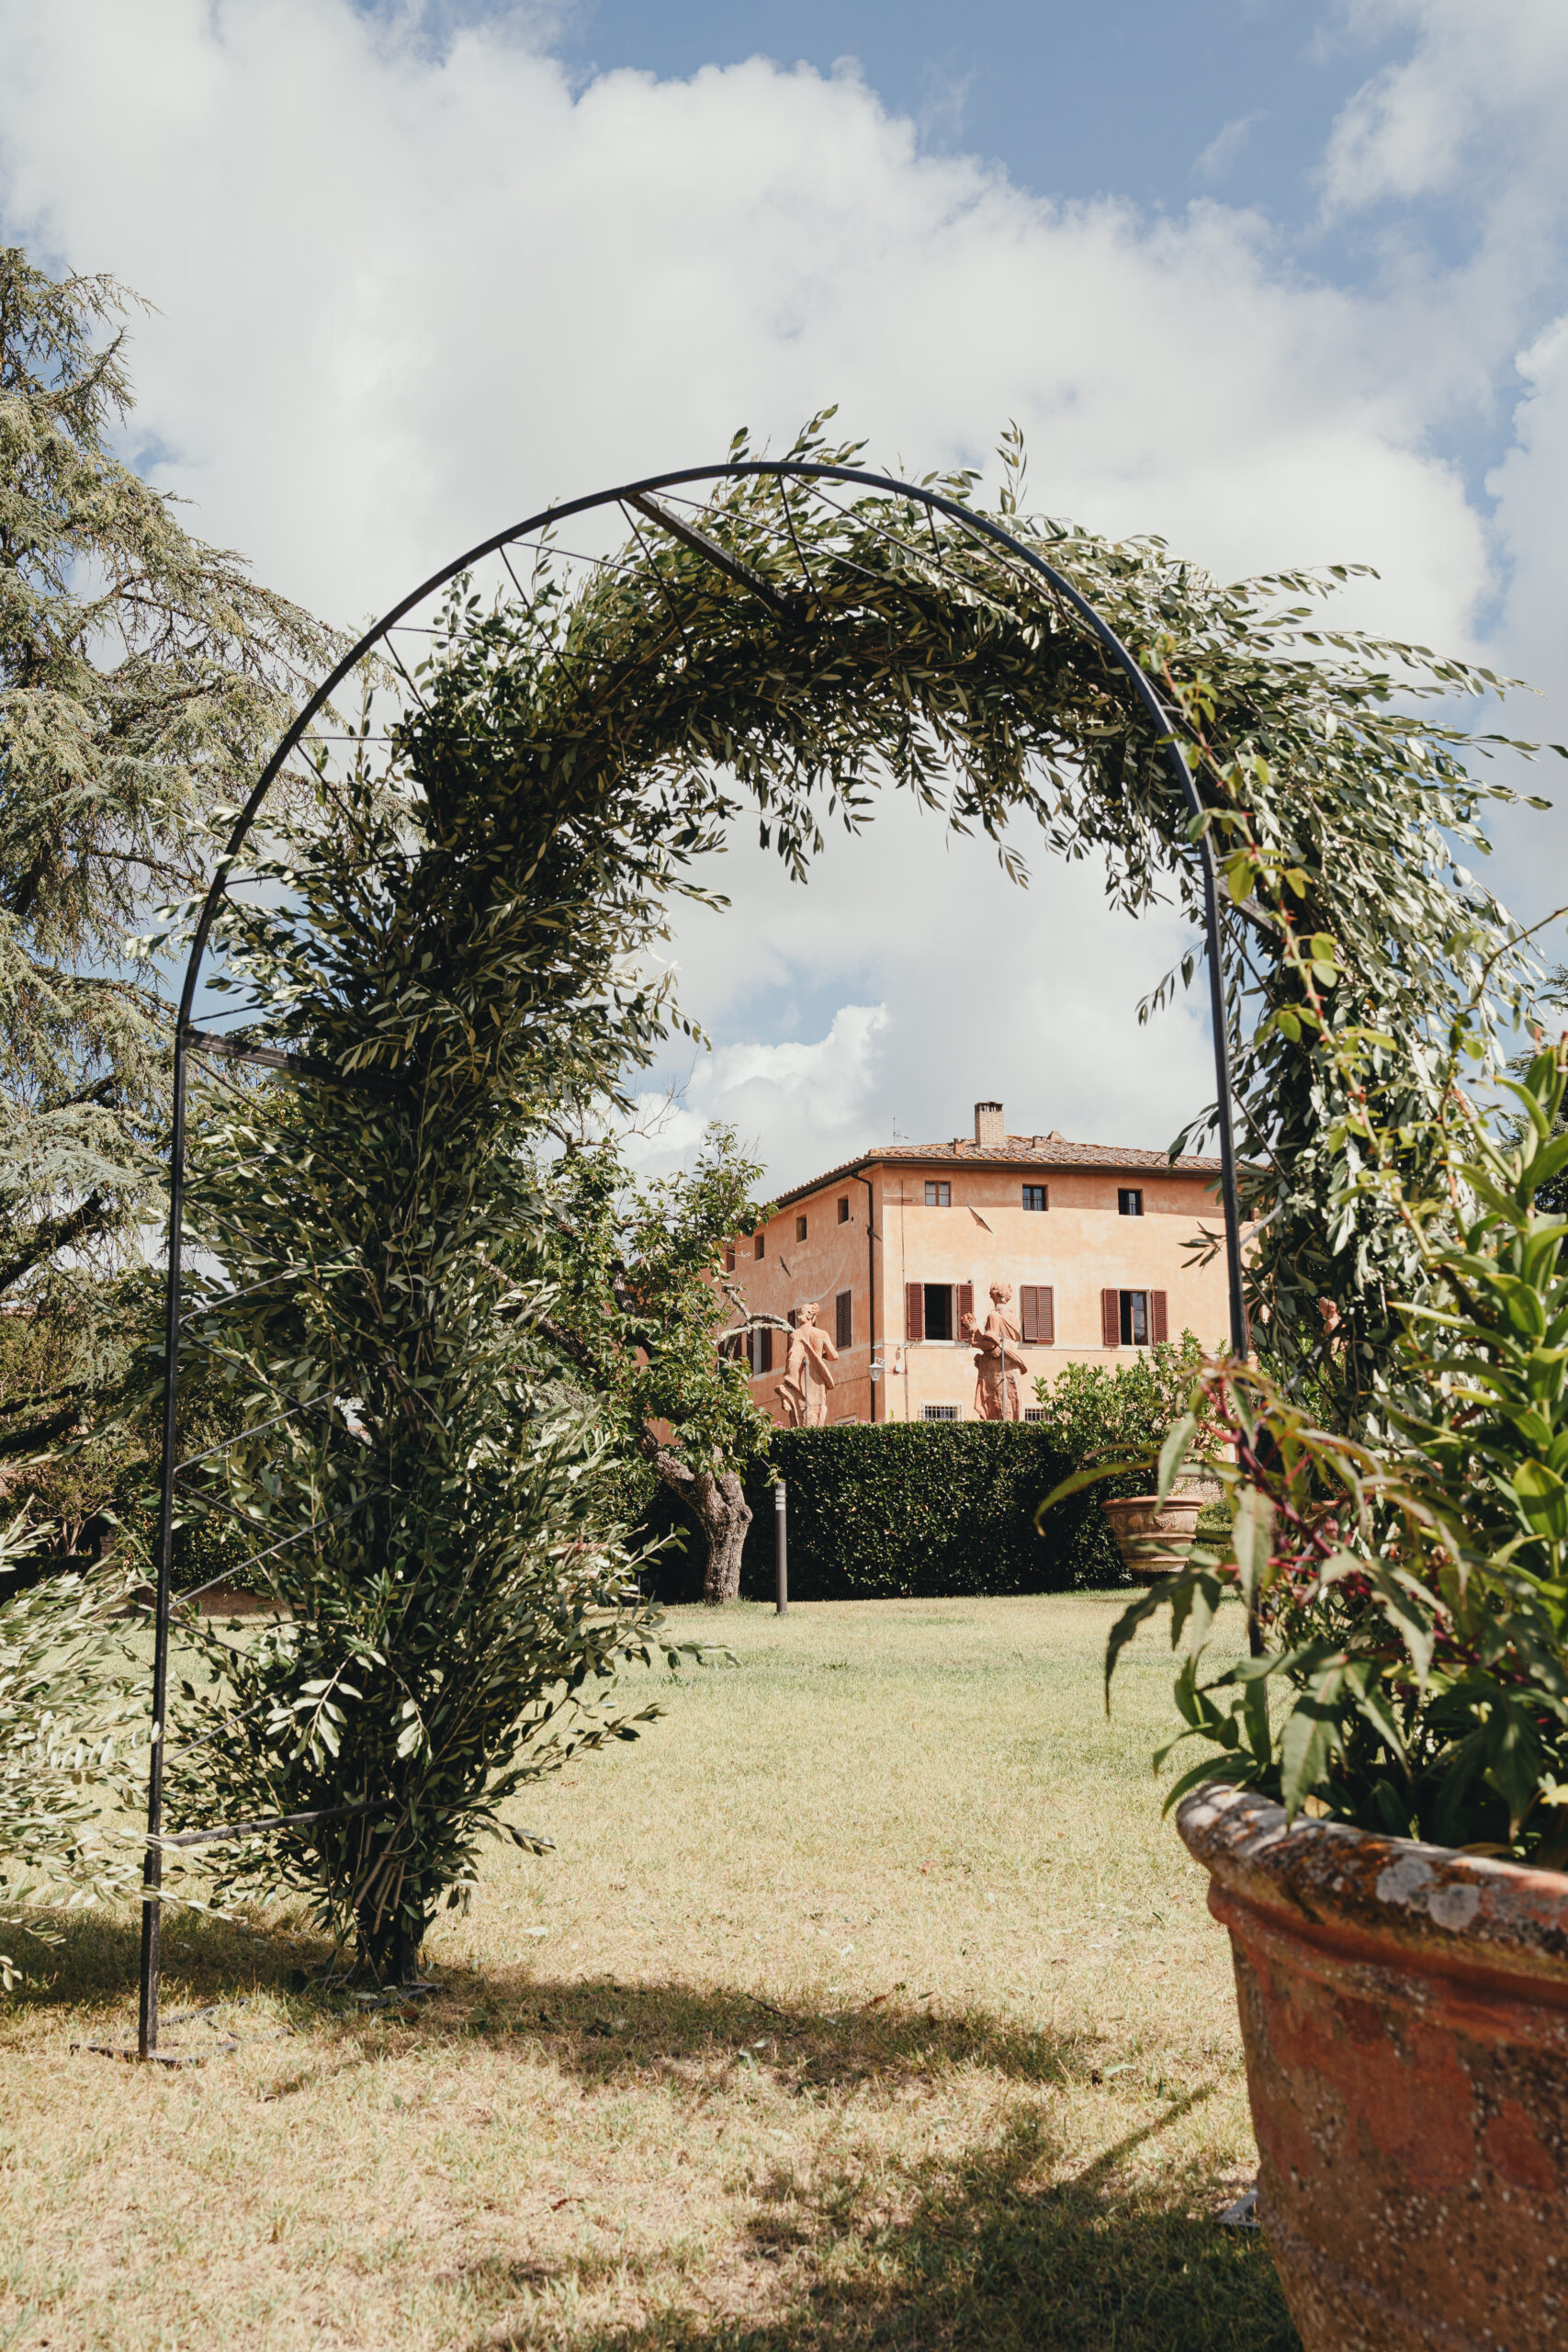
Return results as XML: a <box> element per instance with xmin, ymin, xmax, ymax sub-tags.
<box><xmin>0</xmin><ymin>1592</ymin><xmax>1297</xmax><ymax>2350</ymax></box>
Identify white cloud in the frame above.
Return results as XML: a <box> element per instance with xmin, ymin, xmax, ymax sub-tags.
<box><xmin>1</xmin><ymin>0</ymin><xmax>1564</xmax><ymax>1170</ymax></box>
<box><xmin>625</xmin><ymin>1003</ymin><xmax>891</xmax><ymax>1182</ymax></box>
<box><xmin>1322</xmin><ymin>2</ymin><xmax>1568</xmax><ymax>216</ymax></box>
<box><xmin>1193</xmin><ymin>113</ymin><xmax>1266</xmax><ymax>185</ymax></box>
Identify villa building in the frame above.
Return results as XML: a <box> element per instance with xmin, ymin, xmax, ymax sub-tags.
<box><xmin>725</xmin><ymin>1099</ymin><xmax>1232</xmax><ymax>1426</ymax></box>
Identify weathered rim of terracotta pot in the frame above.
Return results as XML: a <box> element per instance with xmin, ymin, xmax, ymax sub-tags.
<box><xmin>1177</xmin><ymin>1780</ymin><xmax>1568</xmax><ymax>1996</ymax></box>
<box><xmin>1102</xmin><ymin>1493</ymin><xmax>1203</xmax><ymax>1582</ymax></box>
<box><xmin>1178</xmin><ymin>1781</ymin><xmax>1568</xmax><ymax>2352</ymax></box>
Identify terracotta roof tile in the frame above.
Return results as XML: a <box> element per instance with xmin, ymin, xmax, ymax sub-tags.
<box><xmin>773</xmin><ymin>1134</ymin><xmax>1222</xmax><ymax>1209</ymax></box>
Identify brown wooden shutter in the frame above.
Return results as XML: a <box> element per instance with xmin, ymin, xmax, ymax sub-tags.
<box><xmin>906</xmin><ymin>1282</ymin><xmax>924</xmax><ymax>1343</ymax></box>
<box><xmin>786</xmin><ymin>1306</ymin><xmax>798</xmax><ymax>1328</ymax></box>
<box><xmin>759</xmin><ymin>1327</ymin><xmax>773</xmax><ymax>1374</ymax></box>
<box><xmin>1152</xmin><ymin>1289</ymin><xmax>1168</xmax><ymax>1344</ymax></box>
<box><xmin>835</xmin><ymin>1290</ymin><xmax>852</xmax><ymax>1350</ymax></box>
<box><xmin>955</xmin><ymin>1280</ymin><xmax>975</xmax><ymax>1336</ymax></box>
<box><xmin>1101</xmin><ymin>1287</ymin><xmax>1121</xmax><ymax>1349</ymax></box>
<box><xmin>1021</xmin><ymin>1285</ymin><xmax>1054</xmax><ymax>1345</ymax></box>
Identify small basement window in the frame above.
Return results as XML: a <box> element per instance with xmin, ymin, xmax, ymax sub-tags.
<box><xmin>838</xmin><ymin>1196</ymin><xmax>851</xmax><ymax>1223</ymax></box>
<box><xmin>1022</xmin><ymin>1184</ymin><xmax>1047</xmax><ymax>1212</ymax></box>
<box><xmin>795</xmin><ymin>1214</ymin><xmax>807</xmax><ymax>1241</ymax></box>
<box><xmin>1023</xmin><ymin>1406</ymin><xmax>1044</xmax><ymax>1423</ymax></box>
<box><xmin>1118</xmin><ymin>1188</ymin><xmax>1144</xmax><ymax>1216</ymax></box>
<box><xmin>922</xmin><ymin>1403</ymin><xmax>960</xmax><ymax>1420</ymax></box>
<box><xmin>924</xmin><ymin>1180</ymin><xmax>951</xmax><ymax>1206</ymax></box>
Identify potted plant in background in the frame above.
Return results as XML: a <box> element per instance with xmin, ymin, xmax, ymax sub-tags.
<box><xmin>1030</xmin><ymin>1332</ymin><xmax>1225</xmax><ymax>1579</ymax></box>
<box><xmin>1090</xmin><ymin>1043</ymin><xmax>1568</xmax><ymax>2352</ymax></box>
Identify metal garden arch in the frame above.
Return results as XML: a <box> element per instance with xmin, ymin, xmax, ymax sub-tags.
<box><xmin>137</xmin><ymin>459</ymin><xmax>1249</xmax><ymax>2057</ymax></box>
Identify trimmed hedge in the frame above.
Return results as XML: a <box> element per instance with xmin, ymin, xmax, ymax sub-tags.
<box><xmin>636</xmin><ymin>1422</ymin><xmax>1136</xmax><ymax>1604</ymax></box>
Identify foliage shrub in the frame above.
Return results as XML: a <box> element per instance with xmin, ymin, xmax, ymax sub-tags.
<box><xmin>1105</xmin><ymin>1043</ymin><xmax>1568</xmax><ymax>1863</ymax></box>
<box><xmin>637</xmin><ymin>1424</ymin><xmax>1120</xmax><ymax>1602</ymax></box>
<box><xmin>633</xmin><ymin>1335</ymin><xmax>1222</xmax><ymax>1606</ymax></box>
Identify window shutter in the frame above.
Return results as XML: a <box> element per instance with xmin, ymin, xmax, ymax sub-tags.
<box><xmin>1152</xmin><ymin>1289</ymin><xmax>1168</xmax><ymax>1344</ymax></box>
<box><xmin>786</xmin><ymin>1306</ymin><xmax>798</xmax><ymax>1328</ymax></box>
<box><xmin>1101</xmin><ymin>1288</ymin><xmax>1121</xmax><ymax>1349</ymax></box>
<box><xmin>906</xmin><ymin>1282</ymin><xmax>924</xmax><ymax>1343</ymax></box>
<box><xmin>835</xmin><ymin>1290</ymin><xmax>852</xmax><ymax>1349</ymax></box>
<box><xmin>955</xmin><ymin>1280</ymin><xmax>975</xmax><ymax>1336</ymax></box>
<box><xmin>759</xmin><ymin>1328</ymin><xmax>773</xmax><ymax>1374</ymax></box>
<box><xmin>1022</xmin><ymin>1286</ymin><xmax>1054</xmax><ymax>1345</ymax></box>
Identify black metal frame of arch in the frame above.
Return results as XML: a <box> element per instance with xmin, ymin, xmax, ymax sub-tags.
<box><xmin>134</xmin><ymin>459</ymin><xmax>1250</xmax><ymax>2059</ymax></box>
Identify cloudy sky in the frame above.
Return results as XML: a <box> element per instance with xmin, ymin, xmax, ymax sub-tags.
<box><xmin>5</xmin><ymin>1</ymin><xmax>1567</xmax><ymax>1187</ymax></box>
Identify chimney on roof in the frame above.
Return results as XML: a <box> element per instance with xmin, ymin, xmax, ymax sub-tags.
<box><xmin>975</xmin><ymin>1100</ymin><xmax>1004</xmax><ymax>1148</ymax></box>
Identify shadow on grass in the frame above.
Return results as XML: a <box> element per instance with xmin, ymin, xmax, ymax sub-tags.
<box><xmin>7</xmin><ymin>1923</ymin><xmax>1294</xmax><ymax>2347</ymax></box>
<box><xmin>14</xmin><ymin>1915</ymin><xmax>1140</xmax><ymax>2100</ymax></box>
<box><xmin>464</xmin><ymin>2100</ymin><xmax>1298</xmax><ymax>2352</ymax></box>
<box><xmin>0</xmin><ymin>1903</ymin><xmax>337</xmax><ymax>2010</ymax></box>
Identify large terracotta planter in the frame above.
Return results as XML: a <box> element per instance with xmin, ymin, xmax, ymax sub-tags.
<box><xmin>1178</xmin><ymin>1781</ymin><xmax>1568</xmax><ymax>2352</ymax></box>
<box><xmin>1100</xmin><ymin>1492</ymin><xmax>1202</xmax><ymax>1580</ymax></box>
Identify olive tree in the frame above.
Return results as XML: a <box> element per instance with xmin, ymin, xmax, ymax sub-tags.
<box><xmin>542</xmin><ymin>1122</ymin><xmax>775</xmax><ymax>1603</ymax></box>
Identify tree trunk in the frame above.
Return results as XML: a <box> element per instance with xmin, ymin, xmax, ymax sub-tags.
<box><xmin>652</xmin><ymin>1451</ymin><xmax>752</xmax><ymax>1604</ymax></box>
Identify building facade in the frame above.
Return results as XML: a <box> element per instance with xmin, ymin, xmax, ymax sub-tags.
<box><xmin>727</xmin><ymin>1099</ymin><xmax>1230</xmax><ymax>1425</ymax></box>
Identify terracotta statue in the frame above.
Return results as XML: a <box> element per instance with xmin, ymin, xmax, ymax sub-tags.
<box><xmin>964</xmin><ymin>1282</ymin><xmax>1027</xmax><ymax>1420</ymax></box>
<box><xmin>775</xmin><ymin>1301</ymin><xmax>839</xmax><ymax>1427</ymax></box>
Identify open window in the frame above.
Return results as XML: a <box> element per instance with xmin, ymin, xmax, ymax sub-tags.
<box><xmin>905</xmin><ymin>1282</ymin><xmax>956</xmax><ymax>1341</ymax></box>
<box><xmin>1100</xmin><ymin>1288</ymin><xmax>1168</xmax><ymax>1348</ymax></box>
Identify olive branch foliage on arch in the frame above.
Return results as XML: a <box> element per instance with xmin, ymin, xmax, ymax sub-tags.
<box><xmin>156</xmin><ymin>420</ymin><xmax>1545</xmax><ymax>1993</ymax></box>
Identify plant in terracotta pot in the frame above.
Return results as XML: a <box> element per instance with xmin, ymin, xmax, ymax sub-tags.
<box><xmin>1096</xmin><ymin>1042</ymin><xmax>1568</xmax><ymax>2351</ymax></box>
<box><xmin>1030</xmin><ymin>1331</ymin><xmax>1224</xmax><ymax>1580</ymax></box>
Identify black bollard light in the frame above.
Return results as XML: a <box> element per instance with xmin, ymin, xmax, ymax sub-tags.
<box><xmin>774</xmin><ymin>1481</ymin><xmax>788</xmax><ymax>1615</ymax></box>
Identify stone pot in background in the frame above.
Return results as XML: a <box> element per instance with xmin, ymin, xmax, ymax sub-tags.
<box><xmin>1178</xmin><ymin>1781</ymin><xmax>1568</xmax><ymax>2352</ymax></box>
<box><xmin>1100</xmin><ymin>1492</ymin><xmax>1203</xmax><ymax>1581</ymax></box>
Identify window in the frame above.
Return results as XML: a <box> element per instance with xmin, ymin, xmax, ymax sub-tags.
<box><xmin>924</xmin><ymin>1180</ymin><xmax>951</xmax><ymax>1206</ymax></box>
<box><xmin>835</xmin><ymin>1290</ymin><xmax>852</xmax><ymax>1349</ymax></box>
<box><xmin>1100</xmin><ymin>1288</ymin><xmax>1168</xmax><ymax>1349</ymax></box>
<box><xmin>1020</xmin><ymin>1285</ymin><xmax>1055</xmax><ymax>1345</ymax></box>
<box><xmin>922</xmin><ymin>1403</ymin><xmax>960</xmax><ymax>1421</ymax></box>
<box><xmin>1118</xmin><ymin>1188</ymin><xmax>1144</xmax><ymax>1216</ymax></box>
<box><xmin>1022</xmin><ymin>1184</ymin><xmax>1048</xmax><ymax>1213</ymax></box>
<box><xmin>722</xmin><ymin>1246</ymin><xmax>736</xmax><ymax>1272</ymax></box>
<box><xmin>1023</xmin><ymin>1406</ymin><xmax>1044</xmax><ymax>1423</ymax></box>
<box><xmin>795</xmin><ymin>1214</ymin><xmax>808</xmax><ymax>1242</ymax></box>
<box><xmin>750</xmin><ymin>1325</ymin><xmax>773</xmax><ymax>1374</ymax></box>
<box><xmin>838</xmin><ymin>1196</ymin><xmax>851</xmax><ymax>1223</ymax></box>
<box><xmin>754</xmin><ymin>1232</ymin><xmax>765</xmax><ymax>1259</ymax></box>
<box><xmin>905</xmin><ymin>1282</ymin><xmax>956</xmax><ymax>1342</ymax></box>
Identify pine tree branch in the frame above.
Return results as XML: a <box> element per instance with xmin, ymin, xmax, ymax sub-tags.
<box><xmin>0</xmin><ymin>1188</ymin><xmax>113</xmax><ymax>1297</ymax></box>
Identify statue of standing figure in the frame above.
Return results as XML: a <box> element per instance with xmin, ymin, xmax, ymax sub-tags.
<box><xmin>775</xmin><ymin>1300</ymin><xmax>839</xmax><ymax>1427</ymax></box>
<box><xmin>963</xmin><ymin>1282</ymin><xmax>1027</xmax><ymax>1421</ymax></box>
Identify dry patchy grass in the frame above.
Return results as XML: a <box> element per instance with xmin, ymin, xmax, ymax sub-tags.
<box><xmin>0</xmin><ymin>1593</ymin><xmax>1295</xmax><ymax>2350</ymax></box>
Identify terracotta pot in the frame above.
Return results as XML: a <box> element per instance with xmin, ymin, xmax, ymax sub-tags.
<box><xmin>1178</xmin><ymin>1782</ymin><xmax>1568</xmax><ymax>2352</ymax></box>
<box><xmin>1100</xmin><ymin>1492</ymin><xmax>1202</xmax><ymax>1580</ymax></box>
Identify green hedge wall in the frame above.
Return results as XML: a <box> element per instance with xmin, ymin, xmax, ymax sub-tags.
<box><xmin>636</xmin><ymin>1422</ymin><xmax>1137</xmax><ymax>1603</ymax></box>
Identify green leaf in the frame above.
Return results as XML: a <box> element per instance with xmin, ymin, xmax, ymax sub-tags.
<box><xmin>1279</xmin><ymin>1660</ymin><xmax>1348</xmax><ymax>1819</ymax></box>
